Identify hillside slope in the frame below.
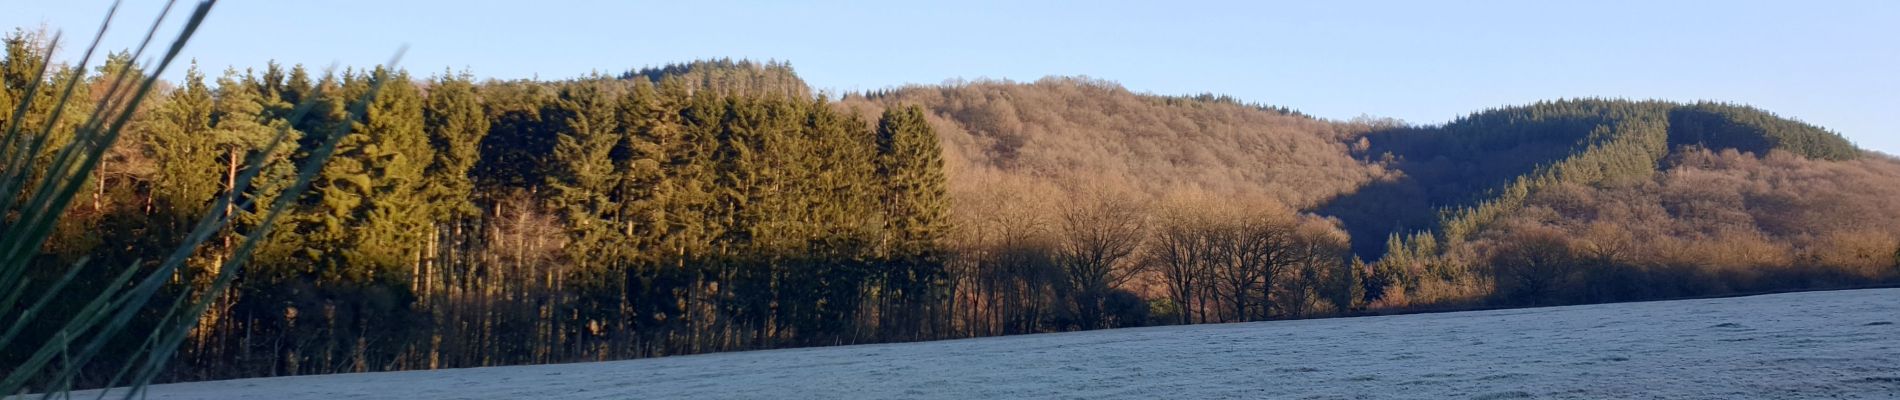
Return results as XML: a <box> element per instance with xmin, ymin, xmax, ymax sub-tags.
<box><xmin>839</xmin><ymin>77</ymin><xmax>1388</xmax><ymax>208</ymax></box>
<box><xmin>851</xmin><ymin>81</ymin><xmax>1900</xmax><ymax>306</ymax></box>
<box><xmin>1321</xmin><ymin>99</ymin><xmax>1864</xmax><ymax>257</ymax></box>
<box><xmin>83</xmin><ymin>288</ymin><xmax>1900</xmax><ymax>399</ymax></box>
<box><xmin>1315</xmin><ymin>99</ymin><xmax>1897</xmax><ymax>306</ymax></box>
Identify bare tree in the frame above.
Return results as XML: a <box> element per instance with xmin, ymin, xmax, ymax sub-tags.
<box><xmin>947</xmin><ymin>174</ymin><xmax>1060</xmax><ymax>336</ymax></box>
<box><xmin>1145</xmin><ymin>193</ymin><xmax>1221</xmax><ymax>324</ymax></box>
<box><xmin>1054</xmin><ymin>190</ymin><xmax>1147</xmax><ymax>329</ymax></box>
<box><xmin>1208</xmin><ymin>208</ymin><xmax>1300</xmax><ymax>322</ymax></box>
<box><xmin>1490</xmin><ymin>226</ymin><xmax>1578</xmax><ymax>305</ymax></box>
<box><xmin>1279</xmin><ymin>221</ymin><xmax>1349</xmax><ymax>318</ymax></box>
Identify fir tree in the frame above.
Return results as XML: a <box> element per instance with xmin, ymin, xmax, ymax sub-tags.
<box><xmin>421</xmin><ymin>70</ymin><xmax>489</xmax><ymax>222</ymax></box>
<box><xmin>545</xmin><ymin>79</ymin><xmax>624</xmax><ymax>269</ymax></box>
<box><xmin>875</xmin><ymin>105</ymin><xmax>948</xmax><ymax>257</ymax></box>
<box><xmin>145</xmin><ymin>64</ymin><xmax>219</xmax><ymax>220</ymax></box>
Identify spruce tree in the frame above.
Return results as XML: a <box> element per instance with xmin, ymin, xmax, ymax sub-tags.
<box><xmin>299</xmin><ymin>67</ymin><xmax>432</xmax><ymax>286</ymax></box>
<box><xmin>543</xmin><ymin>79</ymin><xmax>630</xmax><ymax>334</ymax></box>
<box><xmin>545</xmin><ymin>79</ymin><xmax>624</xmax><ymax>269</ymax></box>
<box><xmin>613</xmin><ymin>78</ymin><xmax>672</xmax><ymax>257</ymax></box>
<box><xmin>1</xmin><ymin>31</ymin><xmax>46</xmax><ymax>130</ymax></box>
<box><xmin>351</xmin><ymin>67</ymin><xmax>434</xmax><ymax>280</ymax></box>
<box><xmin>145</xmin><ymin>63</ymin><xmax>219</xmax><ymax>220</ymax></box>
<box><xmin>873</xmin><ymin>105</ymin><xmax>950</xmax><ymax>338</ymax></box>
<box><xmin>421</xmin><ymin>71</ymin><xmax>489</xmax><ymax>222</ymax></box>
<box><xmin>875</xmin><ymin>105</ymin><xmax>949</xmax><ymax>259</ymax></box>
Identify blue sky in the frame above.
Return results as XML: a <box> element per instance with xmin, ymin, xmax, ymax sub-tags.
<box><xmin>8</xmin><ymin>1</ymin><xmax>1897</xmax><ymax>154</ymax></box>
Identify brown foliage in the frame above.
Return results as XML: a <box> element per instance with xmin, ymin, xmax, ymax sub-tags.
<box><xmin>841</xmin><ymin>77</ymin><xmax>1386</xmax><ymax>209</ymax></box>
<box><xmin>1471</xmin><ymin>148</ymin><xmax>1900</xmax><ymax>304</ymax></box>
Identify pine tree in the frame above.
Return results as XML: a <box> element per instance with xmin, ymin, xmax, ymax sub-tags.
<box><xmin>1</xmin><ymin>31</ymin><xmax>47</xmax><ymax>131</ymax></box>
<box><xmin>414</xmin><ymin>70</ymin><xmax>489</xmax><ymax>301</ymax></box>
<box><xmin>298</xmin><ymin>67</ymin><xmax>432</xmax><ymax>286</ymax></box>
<box><xmin>667</xmin><ymin>86</ymin><xmax>728</xmax><ymax>258</ymax></box>
<box><xmin>875</xmin><ymin>105</ymin><xmax>949</xmax><ymax>257</ymax></box>
<box><xmin>543</xmin><ymin>79</ymin><xmax>631</xmax><ymax>342</ymax></box>
<box><xmin>211</xmin><ymin>68</ymin><xmax>286</xmax><ymax>206</ymax></box>
<box><xmin>873</xmin><ymin>104</ymin><xmax>950</xmax><ymax>338</ymax></box>
<box><xmin>3</xmin><ymin>31</ymin><xmax>89</xmax><ymax>194</ymax></box>
<box><xmin>545</xmin><ymin>79</ymin><xmax>624</xmax><ymax>269</ymax></box>
<box><xmin>421</xmin><ymin>70</ymin><xmax>489</xmax><ymax>222</ymax></box>
<box><xmin>1342</xmin><ymin>256</ymin><xmax>1367</xmax><ymax>312</ymax></box>
<box><xmin>352</xmin><ymin>67</ymin><xmax>434</xmax><ymax>280</ymax></box>
<box><xmin>613</xmin><ymin>78</ymin><xmax>672</xmax><ymax>257</ymax></box>
<box><xmin>145</xmin><ymin>63</ymin><xmax>219</xmax><ymax>220</ymax></box>
<box><xmin>280</xmin><ymin>64</ymin><xmax>315</xmax><ymax>121</ymax></box>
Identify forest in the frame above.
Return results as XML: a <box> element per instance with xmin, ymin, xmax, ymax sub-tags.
<box><xmin>4</xmin><ymin>29</ymin><xmax>1899</xmax><ymax>388</ymax></box>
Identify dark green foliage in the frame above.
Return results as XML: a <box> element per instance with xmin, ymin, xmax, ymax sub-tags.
<box><xmin>420</xmin><ymin>71</ymin><xmax>489</xmax><ymax>221</ymax></box>
<box><xmin>1668</xmin><ymin>102</ymin><xmax>1859</xmax><ymax>161</ymax></box>
<box><xmin>1</xmin><ymin>3</ymin><xmax>384</xmax><ymax>394</ymax></box>
<box><xmin>876</xmin><ymin>105</ymin><xmax>950</xmax><ymax>255</ymax></box>
<box><xmin>468</xmin><ymin>81</ymin><xmax>560</xmax><ymax>193</ymax></box>
<box><xmin>1159</xmin><ymin>92</ymin><xmax>1309</xmax><ymax>118</ymax></box>
<box><xmin>621</xmin><ymin>58</ymin><xmax>809</xmax><ymax>98</ymax></box>
<box><xmin>48</xmin><ymin>64</ymin><xmax>967</xmax><ymax>381</ymax></box>
<box><xmin>545</xmin><ymin>79</ymin><xmax>624</xmax><ymax>268</ymax></box>
<box><xmin>296</xmin><ymin>68</ymin><xmax>433</xmax><ymax>283</ymax></box>
<box><xmin>873</xmin><ymin>105</ymin><xmax>952</xmax><ymax>336</ymax></box>
<box><xmin>145</xmin><ymin>64</ymin><xmax>219</xmax><ymax>219</ymax></box>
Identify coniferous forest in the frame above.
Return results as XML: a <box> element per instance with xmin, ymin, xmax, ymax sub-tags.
<box><xmin>4</xmin><ymin>29</ymin><xmax>1900</xmax><ymax>387</ymax></box>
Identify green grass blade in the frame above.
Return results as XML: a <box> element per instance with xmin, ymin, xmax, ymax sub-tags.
<box><xmin>0</xmin><ymin>257</ymin><xmax>89</xmax><ymax>350</ymax></box>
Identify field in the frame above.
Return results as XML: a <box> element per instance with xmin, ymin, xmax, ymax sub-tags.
<box><xmin>81</xmin><ymin>289</ymin><xmax>1900</xmax><ymax>399</ymax></box>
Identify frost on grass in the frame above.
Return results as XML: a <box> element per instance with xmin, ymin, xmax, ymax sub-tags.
<box><xmin>77</xmin><ymin>288</ymin><xmax>1900</xmax><ymax>400</ymax></box>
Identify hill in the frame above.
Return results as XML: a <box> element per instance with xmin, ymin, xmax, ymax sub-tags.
<box><xmin>856</xmin><ymin>81</ymin><xmax>1900</xmax><ymax>308</ymax></box>
<box><xmin>1316</xmin><ymin>99</ymin><xmax>1896</xmax><ymax>306</ymax></box>
<box><xmin>839</xmin><ymin>77</ymin><xmax>1388</xmax><ymax>209</ymax></box>
<box><xmin>7</xmin><ymin>46</ymin><xmax>1897</xmax><ymax>387</ymax></box>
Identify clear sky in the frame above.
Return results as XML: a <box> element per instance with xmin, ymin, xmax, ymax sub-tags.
<box><xmin>8</xmin><ymin>0</ymin><xmax>1897</xmax><ymax>154</ymax></box>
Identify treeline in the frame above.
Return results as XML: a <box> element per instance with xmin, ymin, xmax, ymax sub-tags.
<box><xmin>1473</xmin><ymin>147</ymin><xmax>1900</xmax><ymax>305</ymax></box>
<box><xmin>8</xmin><ymin>29</ymin><xmax>1900</xmax><ymax>388</ymax></box>
<box><xmin>2</xmin><ymin>35</ymin><xmax>1366</xmax><ymax>387</ymax></box>
<box><xmin>0</xmin><ymin>33</ymin><xmax>973</xmax><ymax>384</ymax></box>
<box><xmin>946</xmin><ymin>182</ymin><xmax>1361</xmax><ymax>334</ymax></box>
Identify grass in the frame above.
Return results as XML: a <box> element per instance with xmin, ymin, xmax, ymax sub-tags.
<box><xmin>0</xmin><ymin>1</ymin><xmax>400</xmax><ymax>397</ymax></box>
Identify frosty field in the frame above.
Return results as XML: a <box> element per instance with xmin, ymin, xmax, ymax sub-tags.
<box><xmin>81</xmin><ymin>288</ymin><xmax>1900</xmax><ymax>399</ymax></box>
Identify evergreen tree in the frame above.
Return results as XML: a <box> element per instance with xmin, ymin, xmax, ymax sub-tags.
<box><xmin>421</xmin><ymin>71</ymin><xmax>489</xmax><ymax>222</ymax></box>
<box><xmin>413</xmin><ymin>70</ymin><xmax>489</xmax><ymax>301</ymax></box>
<box><xmin>545</xmin><ymin>79</ymin><xmax>624</xmax><ymax>269</ymax></box>
<box><xmin>210</xmin><ymin>69</ymin><xmax>285</xmax><ymax>204</ymax></box>
<box><xmin>298</xmin><ymin>67</ymin><xmax>432</xmax><ymax>287</ymax></box>
<box><xmin>351</xmin><ymin>67</ymin><xmax>435</xmax><ymax>279</ymax></box>
<box><xmin>613</xmin><ymin>78</ymin><xmax>673</xmax><ymax>257</ymax></box>
<box><xmin>1</xmin><ymin>31</ymin><xmax>47</xmax><ymax>131</ymax></box>
<box><xmin>873</xmin><ymin>105</ymin><xmax>950</xmax><ymax>337</ymax></box>
<box><xmin>875</xmin><ymin>105</ymin><xmax>949</xmax><ymax>257</ymax></box>
<box><xmin>145</xmin><ymin>64</ymin><xmax>219</xmax><ymax>220</ymax></box>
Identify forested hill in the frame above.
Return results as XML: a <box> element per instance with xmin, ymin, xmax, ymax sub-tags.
<box><xmin>5</xmin><ymin>44</ymin><xmax>1897</xmax><ymax>389</ymax></box>
<box><xmin>857</xmin><ymin>78</ymin><xmax>1899</xmax><ymax>309</ymax></box>
<box><xmin>1305</xmin><ymin>99</ymin><xmax>1895</xmax><ymax>307</ymax></box>
<box><xmin>1320</xmin><ymin>100</ymin><xmax>1861</xmax><ymax>258</ymax></box>
<box><xmin>839</xmin><ymin>77</ymin><xmax>1388</xmax><ymax>209</ymax></box>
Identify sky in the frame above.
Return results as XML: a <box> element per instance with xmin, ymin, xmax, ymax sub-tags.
<box><xmin>7</xmin><ymin>0</ymin><xmax>1897</xmax><ymax>154</ymax></box>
